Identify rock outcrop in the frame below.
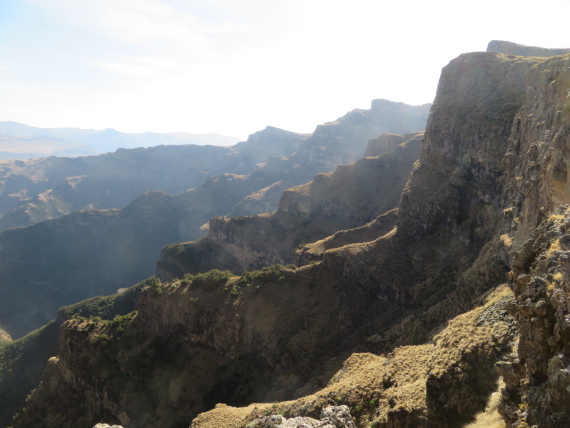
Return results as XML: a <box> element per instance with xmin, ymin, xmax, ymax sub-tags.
<box><xmin>499</xmin><ymin>207</ymin><xmax>570</xmax><ymax>427</ymax></box>
<box><xmin>241</xmin><ymin>405</ymin><xmax>356</xmax><ymax>428</ymax></box>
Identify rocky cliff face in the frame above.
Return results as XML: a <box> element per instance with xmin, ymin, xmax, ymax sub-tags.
<box><xmin>156</xmin><ymin>132</ymin><xmax>422</xmax><ymax>280</ymax></box>
<box><xmin>10</xmin><ymin>48</ymin><xmax>570</xmax><ymax>428</ymax></box>
<box><xmin>224</xmin><ymin>100</ymin><xmax>430</xmax><ymax>218</ymax></box>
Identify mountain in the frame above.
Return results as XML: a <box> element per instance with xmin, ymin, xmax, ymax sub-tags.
<box><xmin>0</xmin><ymin>121</ymin><xmax>242</xmax><ymax>158</ymax></box>
<box><xmin>4</xmin><ymin>43</ymin><xmax>568</xmax><ymax>428</ymax></box>
<box><xmin>8</xmin><ymin>46</ymin><xmax>570</xmax><ymax>428</ymax></box>
<box><xmin>0</xmin><ymin>127</ymin><xmax>305</xmax><ymax>231</ymax></box>
<box><xmin>0</xmin><ymin>102</ymin><xmax>430</xmax><ymax>339</ymax></box>
<box><xmin>0</xmin><ymin>100</ymin><xmax>430</xmax><ymax>232</ymax></box>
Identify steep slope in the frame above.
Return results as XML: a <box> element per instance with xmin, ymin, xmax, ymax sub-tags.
<box><xmin>156</xmin><ymin>132</ymin><xmax>422</xmax><ymax>279</ymax></box>
<box><xmin>12</xmin><ymin>47</ymin><xmax>570</xmax><ymax>428</ymax></box>
<box><xmin>0</xmin><ymin>102</ymin><xmax>429</xmax><ymax>339</ymax></box>
<box><xmin>0</xmin><ymin>173</ymin><xmax>267</xmax><ymax>338</ymax></box>
<box><xmin>225</xmin><ymin>100</ymin><xmax>431</xmax><ymax>217</ymax></box>
<box><xmin>0</xmin><ymin>127</ymin><xmax>305</xmax><ymax>230</ymax></box>
<box><xmin>0</xmin><ymin>282</ymin><xmax>143</xmax><ymax>428</ymax></box>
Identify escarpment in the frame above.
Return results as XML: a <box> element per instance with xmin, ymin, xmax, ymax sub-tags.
<box><xmin>0</xmin><ymin>101</ymin><xmax>429</xmax><ymax>341</ymax></box>
<box><xmin>156</xmin><ymin>132</ymin><xmax>422</xmax><ymax>280</ymax></box>
<box><xmin>10</xmin><ymin>47</ymin><xmax>570</xmax><ymax>428</ymax></box>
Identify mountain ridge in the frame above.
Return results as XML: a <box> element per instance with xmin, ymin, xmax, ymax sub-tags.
<box><xmin>0</xmin><ymin>101</ymin><xmax>430</xmax><ymax>339</ymax></box>
<box><xmin>0</xmin><ymin>121</ymin><xmax>243</xmax><ymax>158</ymax></box>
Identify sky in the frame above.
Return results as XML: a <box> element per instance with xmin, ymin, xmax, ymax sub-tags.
<box><xmin>0</xmin><ymin>0</ymin><xmax>568</xmax><ymax>140</ymax></box>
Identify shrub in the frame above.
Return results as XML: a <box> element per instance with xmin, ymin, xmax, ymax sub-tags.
<box><xmin>237</xmin><ymin>264</ymin><xmax>287</xmax><ymax>289</ymax></box>
<box><xmin>192</xmin><ymin>269</ymin><xmax>232</xmax><ymax>292</ymax></box>
<box><xmin>149</xmin><ymin>278</ymin><xmax>163</xmax><ymax>295</ymax></box>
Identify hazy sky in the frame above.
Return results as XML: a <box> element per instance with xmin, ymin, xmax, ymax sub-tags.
<box><xmin>0</xmin><ymin>0</ymin><xmax>568</xmax><ymax>139</ymax></box>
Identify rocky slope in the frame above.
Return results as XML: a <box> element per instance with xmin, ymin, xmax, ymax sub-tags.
<box><xmin>156</xmin><ymin>132</ymin><xmax>422</xmax><ymax>280</ymax></box>
<box><xmin>9</xmin><ymin>47</ymin><xmax>570</xmax><ymax>428</ymax></box>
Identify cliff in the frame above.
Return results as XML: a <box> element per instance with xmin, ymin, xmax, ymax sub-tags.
<box><xmin>9</xmin><ymin>47</ymin><xmax>570</xmax><ymax>428</ymax></box>
<box><xmin>156</xmin><ymin>132</ymin><xmax>422</xmax><ymax>280</ymax></box>
<box><xmin>0</xmin><ymin>102</ymin><xmax>429</xmax><ymax>340</ymax></box>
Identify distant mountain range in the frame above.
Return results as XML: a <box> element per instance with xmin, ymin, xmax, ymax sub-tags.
<box><xmin>0</xmin><ymin>122</ymin><xmax>242</xmax><ymax>159</ymax></box>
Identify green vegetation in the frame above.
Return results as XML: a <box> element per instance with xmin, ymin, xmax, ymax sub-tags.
<box><xmin>191</xmin><ymin>269</ymin><xmax>233</xmax><ymax>292</ymax></box>
<box><xmin>237</xmin><ymin>264</ymin><xmax>287</xmax><ymax>288</ymax></box>
<box><xmin>149</xmin><ymin>278</ymin><xmax>163</xmax><ymax>295</ymax></box>
<box><xmin>59</xmin><ymin>279</ymin><xmax>146</xmax><ymax>321</ymax></box>
<box><xmin>164</xmin><ymin>242</ymin><xmax>185</xmax><ymax>257</ymax></box>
